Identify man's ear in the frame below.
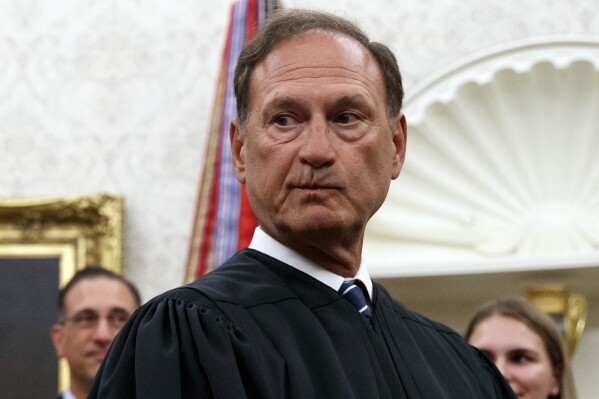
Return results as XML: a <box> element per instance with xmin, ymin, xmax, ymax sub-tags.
<box><xmin>230</xmin><ymin>119</ymin><xmax>246</xmax><ymax>184</ymax></box>
<box><xmin>391</xmin><ymin>113</ymin><xmax>407</xmax><ymax>180</ymax></box>
<box><xmin>50</xmin><ymin>323</ymin><xmax>65</xmax><ymax>358</ymax></box>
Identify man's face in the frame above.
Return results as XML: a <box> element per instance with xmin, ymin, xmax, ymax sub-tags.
<box><xmin>231</xmin><ymin>30</ymin><xmax>406</xmax><ymax>245</ymax></box>
<box><xmin>50</xmin><ymin>277</ymin><xmax>138</xmax><ymax>389</ymax></box>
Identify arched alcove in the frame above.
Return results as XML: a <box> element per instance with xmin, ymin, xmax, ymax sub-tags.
<box><xmin>366</xmin><ymin>37</ymin><xmax>599</xmax><ymax>278</ymax></box>
<box><xmin>365</xmin><ymin>38</ymin><xmax>599</xmax><ymax>343</ymax></box>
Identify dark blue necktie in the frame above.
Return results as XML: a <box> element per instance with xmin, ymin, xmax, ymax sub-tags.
<box><xmin>339</xmin><ymin>280</ymin><xmax>372</xmax><ymax>317</ymax></box>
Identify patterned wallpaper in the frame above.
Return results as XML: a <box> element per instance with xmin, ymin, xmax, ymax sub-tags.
<box><xmin>1</xmin><ymin>0</ymin><xmax>598</xmax><ymax>301</ymax></box>
<box><xmin>0</xmin><ymin>1</ymin><xmax>231</xmax><ymax>296</ymax></box>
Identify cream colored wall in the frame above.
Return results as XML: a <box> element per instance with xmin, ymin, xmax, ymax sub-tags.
<box><xmin>0</xmin><ymin>1</ymin><xmax>232</xmax><ymax>298</ymax></box>
<box><xmin>575</xmin><ymin>330</ymin><xmax>599</xmax><ymax>397</ymax></box>
<box><xmin>1</xmin><ymin>0</ymin><xmax>597</xmax><ymax>395</ymax></box>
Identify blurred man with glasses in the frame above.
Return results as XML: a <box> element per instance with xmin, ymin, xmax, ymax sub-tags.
<box><xmin>50</xmin><ymin>266</ymin><xmax>140</xmax><ymax>399</ymax></box>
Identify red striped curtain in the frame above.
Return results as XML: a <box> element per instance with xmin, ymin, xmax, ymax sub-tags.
<box><xmin>185</xmin><ymin>0</ymin><xmax>280</xmax><ymax>282</ymax></box>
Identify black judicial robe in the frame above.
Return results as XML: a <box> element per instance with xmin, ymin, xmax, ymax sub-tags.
<box><xmin>89</xmin><ymin>249</ymin><xmax>515</xmax><ymax>398</ymax></box>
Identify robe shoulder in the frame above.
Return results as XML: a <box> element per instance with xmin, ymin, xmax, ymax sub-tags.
<box><xmin>89</xmin><ymin>249</ymin><xmax>291</xmax><ymax>398</ymax></box>
<box><xmin>374</xmin><ymin>284</ymin><xmax>515</xmax><ymax>398</ymax></box>
<box><xmin>89</xmin><ymin>279</ymin><xmax>285</xmax><ymax>399</ymax></box>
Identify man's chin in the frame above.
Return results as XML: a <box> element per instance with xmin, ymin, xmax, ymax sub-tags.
<box><xmin>262</xmin><ymin>206</ymin><xmax>363</xmax><ymax>240</ymax></box>
<box><xmin>281</xmin><ymin>219</ymin><xmax>358</xmax><ymax>238</ymax></box>
<box><xmin>84</xmin><ymin>359</ymin><xmax>104</xmax><ymax>380</ymax></box>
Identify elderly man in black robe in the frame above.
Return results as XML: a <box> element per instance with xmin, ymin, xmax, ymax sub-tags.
<box><xmin>90</xmin><ymin>9</ymin><xmax>515</xmax><ymax>399</ymax></box>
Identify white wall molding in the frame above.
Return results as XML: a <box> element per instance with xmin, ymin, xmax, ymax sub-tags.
<box><xmin>365</xmin><ymin>37</ymin><xmax>599</xmax><ymax>277</ymax></box>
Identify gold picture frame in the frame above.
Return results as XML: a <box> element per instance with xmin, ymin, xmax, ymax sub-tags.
<box><xmin>0</xmin><ymin>194</ymin><xmax>124</xmax><ymax>395</ymax></box>
<box><xmin>525</xmin><ymin>285</ymin><xmax>588</xmax><ymax>356</ymax></box>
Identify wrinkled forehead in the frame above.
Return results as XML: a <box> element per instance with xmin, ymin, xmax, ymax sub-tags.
<box><xmin>248</xmin><ymin>30</ymin><xmax>385</xmax><ymax>105</ymax></box>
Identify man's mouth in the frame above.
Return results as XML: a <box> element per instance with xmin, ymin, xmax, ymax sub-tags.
<box><xmin>297</xmin><ymin>184</ymin><xmax>333</xmax><ymax>189</ymax></box>
<box><xmin>86</xmin><ymin>349</ymin><xmax>108</xmax><ymax>361</ymax></box>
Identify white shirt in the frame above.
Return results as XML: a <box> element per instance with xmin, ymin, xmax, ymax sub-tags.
<box><xmin>61</xmin><ymin>388</ymin><xmax>77</xmax><ymax>399</ymax></box>
<box><xmin>248</xmin><ymin>227</ymin><xmax>373</xmax><ymax>300</ymax></box>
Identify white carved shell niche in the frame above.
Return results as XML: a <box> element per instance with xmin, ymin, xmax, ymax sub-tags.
<box><xmin>365</xmin><ymin>37</ymin><xmax>599</xmax><ymax>277</ymax></box>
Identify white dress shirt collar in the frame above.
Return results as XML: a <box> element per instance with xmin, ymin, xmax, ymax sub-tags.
<box><xmin>62</xmin><ymin>388</ymin><xmax>77</xmax><ymax>399</ymax></box>
<box><xmin>248</xmin><ymin>227</ymin><xmax>373</xmax><ymax>300</ymax></box>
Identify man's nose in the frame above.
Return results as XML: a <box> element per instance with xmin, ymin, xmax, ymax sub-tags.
<box><xmin>298</xmin><ymin>117</ymin><xmax>335</xmax><ymax>168</ymax></box>
<box><xmin>92</xmin><ymin>318</ymin><xmax>116</xmax><ymax>342</ymax></box>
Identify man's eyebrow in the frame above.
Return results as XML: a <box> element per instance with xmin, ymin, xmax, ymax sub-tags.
<box><xmin>334</xmin><ymin>95</ymin><xmax>369</xmax><ymax>108</ymax></box>
<box><xmin>70</xmin><ymin>306</ymin><xmax>131</xmax><ymax>316</ymax></box>
<box><xmin>108</xmin><ymin>307</ymin><xmax>132</xmax><ymax>314</ymax></box>
<box><xmin>266</xmin><ymin>95</ymin><xmax>370</xmax><ymax>110</ymax></box>
<box><xmin>267</xmin><ymin>96</ymin><xmax>303</xmax><ymax>109</ymax></box>
<box><xmin>71</xmin><ymin>308</ymin><xmax>96</xmax><ymax>316</ymax></box>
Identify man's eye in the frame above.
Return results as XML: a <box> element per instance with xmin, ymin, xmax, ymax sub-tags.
<box><xmin>274</xmin><ymin>115</ymin><xmax>293</xmax><ymax>126</ymax></box>
<box><xmin>336</xmin><ymin>113</ymin><xmax>358</xmax><ymax>124</ymax></box>
<box><xmin>109</xmin><ymin>313</ymin><xmax>130</xmax><ymax>328</ymax></box>
<box><xmin>69</xmin><ymin>312</ymin><xmax>98</xmax><ymax>327</ymax></box>
<box><xmin>77</xmin><ymin>313</ymin><xmax>95</xmax><ymax>323</ymax></box>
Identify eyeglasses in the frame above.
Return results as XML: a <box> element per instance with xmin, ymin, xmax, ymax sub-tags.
<box><xmin>62</xmin><ymin>310</ymin><xmax>130</xmax><ymax>330</ymax></box>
